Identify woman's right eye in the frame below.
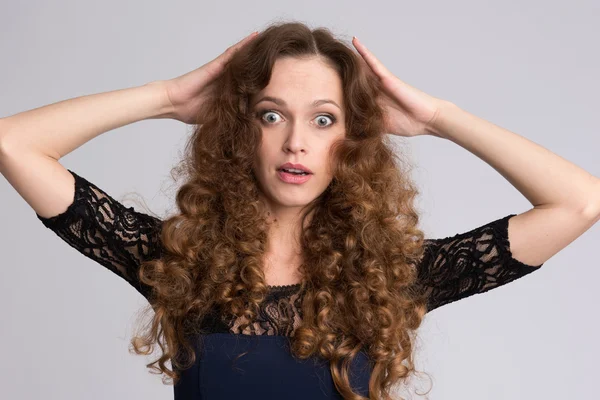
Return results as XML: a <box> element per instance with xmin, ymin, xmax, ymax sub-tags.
<box><xmin>257</xmin><ymin>110</ymin><xmax>281</xmax><ymax>124</ymax></box>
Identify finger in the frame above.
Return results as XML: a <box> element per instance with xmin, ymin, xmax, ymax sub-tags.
<box><xmin>217</xmin><ymin>31</ymin><xmax>259</xmax><ymax>63</ymax></box>
<box><xmin>352</xmin><ymin>37</ymin><xmax>390</xmax><ymax>79</ymax></box>
<box><xmin>355</xmin><ymin>51</ymin><xmax>377</xmax><ymax>81</ymax></box>
<box><xmin>238</xmin><ymin>31</ymin><xmax>259</xmax><ymax>46</ymax></box>
<box><xmin>229</xmin><ymin>31</ymin><xmax>259</xmax><ymax>53</ymax></box>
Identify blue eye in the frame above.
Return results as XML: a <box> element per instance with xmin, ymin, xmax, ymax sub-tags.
<box><xmin>260</xmin><ymin>110</ymin><xmax>282</xmax><ymax>124</ymax></box>
<box><xmin>256</xmin><ymin>109</ymin><xmax>336</xmax><ymax>128</ymax></box>
<box><xmin>314</xmin><ymin>115</ymin><xmax>335</xmax><ymax>127</ymax></box>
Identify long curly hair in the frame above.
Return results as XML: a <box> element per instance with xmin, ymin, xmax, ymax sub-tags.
<box><xmin>130</xmin><ymin>21</ymin><xmax>433</xmax><ymax>400</ymax></box>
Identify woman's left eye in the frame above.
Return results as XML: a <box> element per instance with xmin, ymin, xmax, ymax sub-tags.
<box><xmin>256</xmin><ymin>110</ymin><xmax>336</xmax><ymax>128</ymax></box>
<box><xmin>314</xmin><ymin>114</ymin><xmax>336</xmax><ymax>127</ymax></box>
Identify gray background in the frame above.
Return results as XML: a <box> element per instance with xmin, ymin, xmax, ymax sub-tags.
<box><xmin>1</xmin><ymin>1</ymin><xmax>598</xmax><ymax>399</ymax></box>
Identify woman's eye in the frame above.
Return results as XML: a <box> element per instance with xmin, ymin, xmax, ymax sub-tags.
<box><xmin>314</xmin><ymin>115</ymin><xmax>335</xmax><ymax>127</ymax></box>
<box><xmin>261</xmin><ymin>111</ymin><xmax>282</xmax><ymax>124</ymax></box>
<box><xmin>257</xmin><ymin>110</ymin><xmax>336</xmax><ymax>128</ymax></box>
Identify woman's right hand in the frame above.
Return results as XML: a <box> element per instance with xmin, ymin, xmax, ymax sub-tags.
<box><xmin>161</xmin><ymin>31</ymin><xmax>258</xmax><ymax>124</ymax></box>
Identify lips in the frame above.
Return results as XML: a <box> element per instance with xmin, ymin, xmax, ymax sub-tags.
<box><xmin>277</xmin><ymin>169</ymin><xmax>313</xmax><ymax>184</ymax></box>
<box><xmin>277</xmin><ymin>162</ymin><xmax>313</xmax><ymax>174</ymax></box>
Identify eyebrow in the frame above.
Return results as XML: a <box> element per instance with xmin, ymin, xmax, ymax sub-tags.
<box><xmin>253</xmin><ymin>96</ymin><xmax>342</xmax><ymax>111</ymax></box>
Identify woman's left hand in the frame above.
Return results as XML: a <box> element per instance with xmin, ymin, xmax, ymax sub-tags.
<box><xmin>352</xmin><ymin>36</ymin><xmax>448</xmax><ymax>138</ymax></box>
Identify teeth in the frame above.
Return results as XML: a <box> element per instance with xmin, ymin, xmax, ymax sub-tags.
<box><xmin>282</xmin><ymin>168</ymin><xmax>306</xmax><ymax>173</ymax></box>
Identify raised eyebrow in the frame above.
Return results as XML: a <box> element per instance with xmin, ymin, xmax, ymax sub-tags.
<box><xmin>253</xmin><ymin>96</ymin><xmax>341</xmax><ymax>111</ymax></box>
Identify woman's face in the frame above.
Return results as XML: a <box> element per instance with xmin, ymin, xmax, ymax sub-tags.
<box><xmin>250</xmin><ymin>56</ymin><xmax>346</xmax><ymax>215</ymax></box>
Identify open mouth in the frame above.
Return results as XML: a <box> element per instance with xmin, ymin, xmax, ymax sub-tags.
<box><xmin>278</xmin><ymin>168</ymin><xmax>311</xmax><ymax>176</ymax></box>
<box><xmin>277</xmin><ymin>169</ymin><xmax>313</xmax><ymax>184</ymax></box>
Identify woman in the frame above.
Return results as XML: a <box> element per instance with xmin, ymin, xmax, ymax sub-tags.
<box><xmin>1</xmin><ymin>22</ymin><xmax>598</xmax><ymax>400</ymax></box>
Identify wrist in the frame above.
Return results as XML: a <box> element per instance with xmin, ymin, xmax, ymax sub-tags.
<box><xmin>143</xmin><ymin>80</ymin><xmax>176</xmax><ymax>120</ymax></box>
<box><xmin>426</xmin><ymin>100</ymin><xmax>459</xmax><ymax>139</ymax></box>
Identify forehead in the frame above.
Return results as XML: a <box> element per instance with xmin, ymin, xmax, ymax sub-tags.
<box><xmin>252</xmin><ymin>57</ymin><xmax>344</xmax><ymax>108</ymax></box>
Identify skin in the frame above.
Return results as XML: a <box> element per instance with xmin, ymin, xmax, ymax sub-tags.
<box><xmin>249</xmin><ymin>56</ymin><xmax>346</xmax><ymax>283</ymax></box>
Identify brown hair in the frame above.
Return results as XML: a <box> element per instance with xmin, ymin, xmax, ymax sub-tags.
<box><xmin>130</xmin><ymin>21</ymin><xmax>432</xmax><ymax>399</ymax></box>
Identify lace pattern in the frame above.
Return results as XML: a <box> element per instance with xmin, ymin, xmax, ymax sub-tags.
<box><xmin>36</xmin><ymin>169</ymin><xmax>162</xmax><ymax>298</ymax></box>
<box><xmin>36</xmin><ymin>169</ymin><xmax>544</xmax><ymax>336</ymax></box>
<box><xmin>224</xmin><ymin>284</ymin><xmax>305</xmax><ymax>336</ymax></box>
<box><xmin>415</xmin><ymin>214</ymin><xmax>543</xmax><ymax>312</ymax></box>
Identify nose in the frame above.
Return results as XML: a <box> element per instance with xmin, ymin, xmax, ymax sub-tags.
<box><xmin>282</xmin><ymin>120</ymin><xmax>307</xmax><ymax>154</ymax></box>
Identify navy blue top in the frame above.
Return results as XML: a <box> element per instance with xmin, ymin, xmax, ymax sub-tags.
<box><xmin>35</xmin><ymin>169</ymin><xmax>544</xmax><ymax>399</ymax></box>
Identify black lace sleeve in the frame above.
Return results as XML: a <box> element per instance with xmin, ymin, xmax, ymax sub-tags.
<box><xmin>416</xmin><ymin>214</ymin><xmax>543</xmax><ymax>313</ymax></box>
<box><xmin>35</xmin><ymin>169</ymin><xmax>163</xmax><ymax>300</ymax></box>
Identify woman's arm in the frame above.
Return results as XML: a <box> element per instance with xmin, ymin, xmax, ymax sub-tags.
<box><xmin>429</xmin><ymin>102</ymin><xmax>600</xmax><ymax>267</ymax></box>
<box><xmin>430</xmin><ymin>102</ymin><xmax>600</xmax><ymax>215</ymax></box>
<box><xmin>351</xmin><ymin>36</ymin><xmax>600</xmax><ymax>269</ymax></box>
<box><xmin>0</xmin><ymin>81</ymin><xmax>172</xmax><ymax>160</ymax></box>
<box><xmin>0</xmin><ymin>81</ymin><xmax>171</xmax><ymax>219</ymax></box>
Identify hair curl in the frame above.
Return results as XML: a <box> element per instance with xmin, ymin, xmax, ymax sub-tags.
<box><xmin>130</xmin><ymin>20</ymin><xmax>433</xmax><ymax>400</ymax></box>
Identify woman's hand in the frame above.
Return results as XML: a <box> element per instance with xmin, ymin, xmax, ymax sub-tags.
<box><xmin>162</xmin><ymin>31</ymin><xmax>259</xmax><ymax>124</ymax></box>
<box><xmin>351</xmin><ymin>36</ymin><xmax>449</xmax><ymax>137</ymax></box>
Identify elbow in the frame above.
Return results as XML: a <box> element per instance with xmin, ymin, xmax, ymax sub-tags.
<box><xmin>0</xmin><ymin>117</ymin><xmax>16</xmax><ymax>154</ymax></box>
<box><xmin>0</xmin><ymin>119</ymin><xmax>10</xmax><ymax>166</ymax></box>
<box><xmin>0</xmin><ymin>123</ymin><xmax>18</xmax><ymax>165</ymax></box>
<box><xmin>582</xmin><ymin>178</ymin><xmax>600</xmax><ymax>224</ymax></box>
<box><xmin>0</xmin><ymin>120</ymin><xmax>60</xmax><ymax>163</ymax></box>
